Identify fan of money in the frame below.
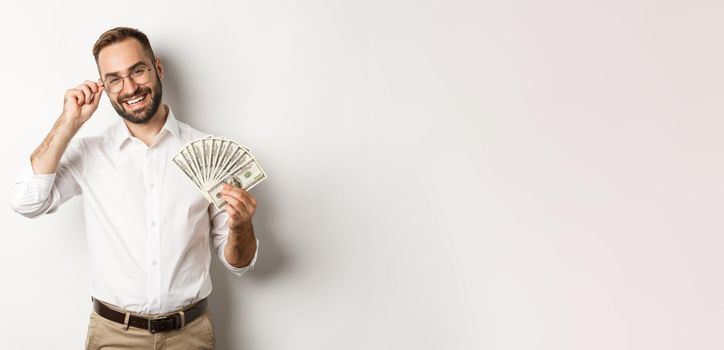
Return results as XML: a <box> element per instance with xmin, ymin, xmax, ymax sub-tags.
<box><xmin>171</xmin><ymin>136</ymin><xmax>267</xmax><ymax>209</ymax></box>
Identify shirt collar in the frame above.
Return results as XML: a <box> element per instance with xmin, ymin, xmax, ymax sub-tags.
<box><xmin>113</xmin><ymin>105</ymin><xmax>180</xmax><ymax>149</ymax></box>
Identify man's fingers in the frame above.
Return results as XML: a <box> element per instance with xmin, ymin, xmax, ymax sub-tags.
<box><xmin>77</xmin><ymin>84</ymin><xmax>93</xmax><ymax>104</ymax></box>
<box><xmin>74</xmin><ymin>80</ymin><xmax>104</xmax><ymax>105</ymax></box>
<box><xmin>223</xmin><ymin>189</ymin><xmax>247</xmax><ymax>206</ymax></box>
<box><xmin>67</xmin><ymin>89</ymin><xmax>85</xmax><ymax>106</ymax></box>
<box><xmin>222</xmin><ymin>185</ymin><xmax>256</xmax><ymax>210</ymax></box>
<box><xmin>91</xmin><ymin>84</ymin><xmax>104</xmax><ymax>105</ymax></box>
<box><xmin>224</xmin><ymin>201</ymin><xmax>241</xmax><ymax>222</ymax></box>
<box><xmin>83</xmin><ymin>81</ymin><xmax>101</xmax><ymax>104</ymax></box>
<box><xmin>223</xmin><ymin>193</ymin><xmax>250</xmax><ymax>216</ymax></box>
<box><xmin>223</xmin><ymin>199</ymin><xmax>251</xmax><ymax>232</ymax></box>
<box><xmin>83</xmin><ymin>80</ymin><xmax>99</xmax><ymax>94</ymax></box>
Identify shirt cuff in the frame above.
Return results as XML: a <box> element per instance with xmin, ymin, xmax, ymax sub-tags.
<box><xmin>13</xmin><ymin>159</ymin><xmax>57</xmax><ymax>206</ymax></box>
<box><xmin>219</xmin><ymin>238</ymin><xmax>259</xmax><ymax>277</ymax></box>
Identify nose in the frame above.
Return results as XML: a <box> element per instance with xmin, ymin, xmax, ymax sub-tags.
<box><xmin>120</xmin><ymin>76</ymin><xmax>139</xmax><ymax>95</ymax></box>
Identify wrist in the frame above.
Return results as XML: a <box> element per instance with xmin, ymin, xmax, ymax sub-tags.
<box><xmin>229</xmin><ymin>224</ymin><xmax>254</xmax><ymax>240</ymax></box>
<box><xmin>59</xmin><ymin>112</ymin><xmax>84</xmax><ymax>131</ymax></box>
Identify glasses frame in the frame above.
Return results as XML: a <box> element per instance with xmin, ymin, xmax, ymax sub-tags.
<box><xmin>102</xmin><ymin>65</ymin><xmax>155</xmax><ymax>94</ymax></box>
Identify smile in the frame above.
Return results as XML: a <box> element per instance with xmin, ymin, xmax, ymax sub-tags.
<box><xmin>124</xmin><ymin>94</ymin><xmax>147</xmax><ymax>106</ymax></box>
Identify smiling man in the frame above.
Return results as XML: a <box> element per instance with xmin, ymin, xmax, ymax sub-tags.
<box><xmin>9</xmin><ymin>27</ymin><xmax>259</xmax><ymax>349</ymax></box>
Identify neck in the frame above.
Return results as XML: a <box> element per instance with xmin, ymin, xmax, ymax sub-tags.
<box><xmin>123</xmin><ymin>104</ymin><xmax>169</xmax><ymax>147</ymax></box>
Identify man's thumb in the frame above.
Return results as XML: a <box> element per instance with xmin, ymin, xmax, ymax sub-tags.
<box><xmin>92</xmin><ymin>85</ymin><xmax>104</xmax><ymax>105</ymax></box>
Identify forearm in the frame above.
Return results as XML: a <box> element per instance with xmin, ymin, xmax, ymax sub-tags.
<box><xmin>31</xmin><ymin>114</ymin><xmax>82</xmax><ymax>175</ymax></box>
<box><xmin>224</xmin><ymin>225</ymin><xmax>257</xmax><ymax>268</ymax></box>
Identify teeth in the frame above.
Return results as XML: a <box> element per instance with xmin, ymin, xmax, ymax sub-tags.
<box><xmin>126</xmin><ymin>95</ymin><xmax>145</xmax><ymax>105</ymax></box>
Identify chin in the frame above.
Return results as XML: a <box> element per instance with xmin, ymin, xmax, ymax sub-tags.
<box><xmin>125</xmin><ymin>113</ymin><xmax>154</xmax><ymax>124</ymax></box>
<box><xmin>113</xmin><ymin>91</ymin><xmax>163</xmax><ymax>125</ymax></box>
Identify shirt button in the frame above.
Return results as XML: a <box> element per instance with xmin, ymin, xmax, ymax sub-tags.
<box><xmin>151</xmin><ymin>221</ymin><xmax>156</xmax><ymax>227</ymax></box>
<box><xmin>152</xmin><ymin>299</ymin><xmax>157</xmax><ymax>305</ymax></box>
<box><xmin>149</xmin><ymin>184</ymin><xmax>155</xmax><ymax>190</ymax></box>
<box><xmin>152</xmin><ymin>260</ymin><xmax>157</xmax><ymax>266</ymax></box>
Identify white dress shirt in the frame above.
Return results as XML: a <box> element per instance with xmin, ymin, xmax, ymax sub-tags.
<box><xmin>9</xmin><ymin>105</ymin><xmax>258</xmax><ymax>314</ymax></box>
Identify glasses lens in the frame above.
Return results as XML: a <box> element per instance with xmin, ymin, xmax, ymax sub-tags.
<box><xmin>106</xmin><ymin>78</ymin><xmax>123</xmax><ymax>93</ymax></box>
<box><xmin>103</xmin><ymin>67</ymin><xmax>152</xmax><ymax>93</ymax></box>
<box><xmin>131</xmin><ymin>68</ymin><xmax>151</xmax><ymax>85</ymax></box>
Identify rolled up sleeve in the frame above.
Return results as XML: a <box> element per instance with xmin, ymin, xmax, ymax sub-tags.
<box><xmin>9</xmin><ymin>140</ymin><xmax>83</xmax><ymax>218</ymax></box>
<box><xmin>209</xmin><ymin>204</ymin><xmax>259</xmax><ymax>277</ymax></box>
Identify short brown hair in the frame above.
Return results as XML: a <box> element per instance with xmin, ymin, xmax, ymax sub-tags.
<box><xmin>92</xmin><ymin>27</ymin><xmax>155</xmax><ymax>62</ymax></box>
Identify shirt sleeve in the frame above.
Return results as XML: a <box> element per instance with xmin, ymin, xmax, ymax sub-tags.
<box><xmin>9</xmin><ymin>139</ymin><xmax>84</xmax><ymax>218</ymax></box>
<box><xmin>208</xmin><ymin>203</ymin><xmax>259</xmax><ymax>277</ymax></box>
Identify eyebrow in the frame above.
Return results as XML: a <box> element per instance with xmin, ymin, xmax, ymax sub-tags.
<box><xmin>103</xmin><ymin>61</ymin><xmax>149</xmax><ymax>79</ymax></box>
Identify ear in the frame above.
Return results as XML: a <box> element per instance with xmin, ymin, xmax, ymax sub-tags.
<box><xmin>155</xmin><ymin>56</ymin><xmax>165</xmax><ymax>81</ymax></box>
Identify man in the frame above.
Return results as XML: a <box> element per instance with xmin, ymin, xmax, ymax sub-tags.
<box><xmin>9</xmin><ymin>27</ymin><xmax>259</xmax><ymax>349</ymax></box>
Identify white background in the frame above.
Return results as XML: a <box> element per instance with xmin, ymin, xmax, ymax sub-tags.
<box><xmin>1</xmin><ymin>0</ymin><xmax>723</xmax><ymax>349</ymax></box>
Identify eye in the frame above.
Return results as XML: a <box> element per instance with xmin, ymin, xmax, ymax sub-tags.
<box><xmin>106</xmin><ymin>77</ymin><xmax>121</xmax><ymax>85</ymax></box>
<box><xmin>131</xmin><ymin>67</ymin><xmax>147</xmax><ymax>77</ymax></box>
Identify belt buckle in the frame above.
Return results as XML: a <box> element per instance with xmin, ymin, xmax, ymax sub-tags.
<box><xmin>148</xmin><ymin>317</ymin><xmax>166</xmax><ymax>334</ymax></box>
<box><xmin>148</xmin><ymin>315</ymin><xmax>176</xmax><ymax>334</ymax></box>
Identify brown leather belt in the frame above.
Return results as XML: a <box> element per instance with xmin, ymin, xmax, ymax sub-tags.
<box><xmin>92</xmin><ymin>297</ymin><xmax>208</xmax><ymax>334</ymax></box>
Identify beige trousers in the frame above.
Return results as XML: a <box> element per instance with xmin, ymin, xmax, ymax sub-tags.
<box><xmin>85</xmin><ymin>301</ymin><xmax>215</xmax><ymax>350</ymax></box>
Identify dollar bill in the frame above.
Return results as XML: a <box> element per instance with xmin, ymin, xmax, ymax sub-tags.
<box><xmin>206</xmin><ymin>158</ymin><xmax>267</xmax><ymax>209</ymax></box>
<box><xmin>171</xmin><ymin>135</ymin><xmax>267</xmax><ymax>206</ymax></box>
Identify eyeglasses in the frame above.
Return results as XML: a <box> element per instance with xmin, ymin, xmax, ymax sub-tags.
<box><xmin>103</xmin><ymin>66</ymin><xmax>154</xmax><ymax>94</ymax></box>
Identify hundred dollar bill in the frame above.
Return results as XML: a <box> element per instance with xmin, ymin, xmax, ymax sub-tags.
<box><xmin>206</xmin><ymin>158</ymin><xmax>267</xmax><ymax>209</ymax></box>
<box><xmin>171</xmin><ymin>149</ymin><xmax>213</xmax><ymax>202</ymax></box>
<box><xmin>213</xmin><ymin>139</ymin><xmax>232</xmax><ymax>183</ymax></box>
<box><xmin>215</xmin><ymin>146</ymin><xmax>253</xmax><ymax>185</ymax></box>
<box><xmin>171</xmin><ymin>135</ymin><xmax>267</xmax><ymax>206</ymax></box>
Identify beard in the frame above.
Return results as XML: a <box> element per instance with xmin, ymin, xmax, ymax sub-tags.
<box><xmin>110</xmin><ymin>80</ymin><xmax>163</xmax><ymax>125</ymax></box>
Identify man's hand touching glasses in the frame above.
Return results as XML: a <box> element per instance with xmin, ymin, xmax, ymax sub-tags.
<box><xmin>62</xmin><ymin>80</ymin><xmax>104</xmax><ymax>127</ymax></box>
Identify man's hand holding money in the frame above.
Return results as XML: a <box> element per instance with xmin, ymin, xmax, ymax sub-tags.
<box><xmin>220</xmin><ymin>183</ymin><xmax>257</xmax><ymax>235</ymax></box>
<box><xmin>220</xmin><ymin>183</ymin><xmax>258</xmax><ymax>268</ymax></box>
<box><xmin>170</xmin><ymin>135</ymin><xmax>267</xmax><ymax>268</ymax></box>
